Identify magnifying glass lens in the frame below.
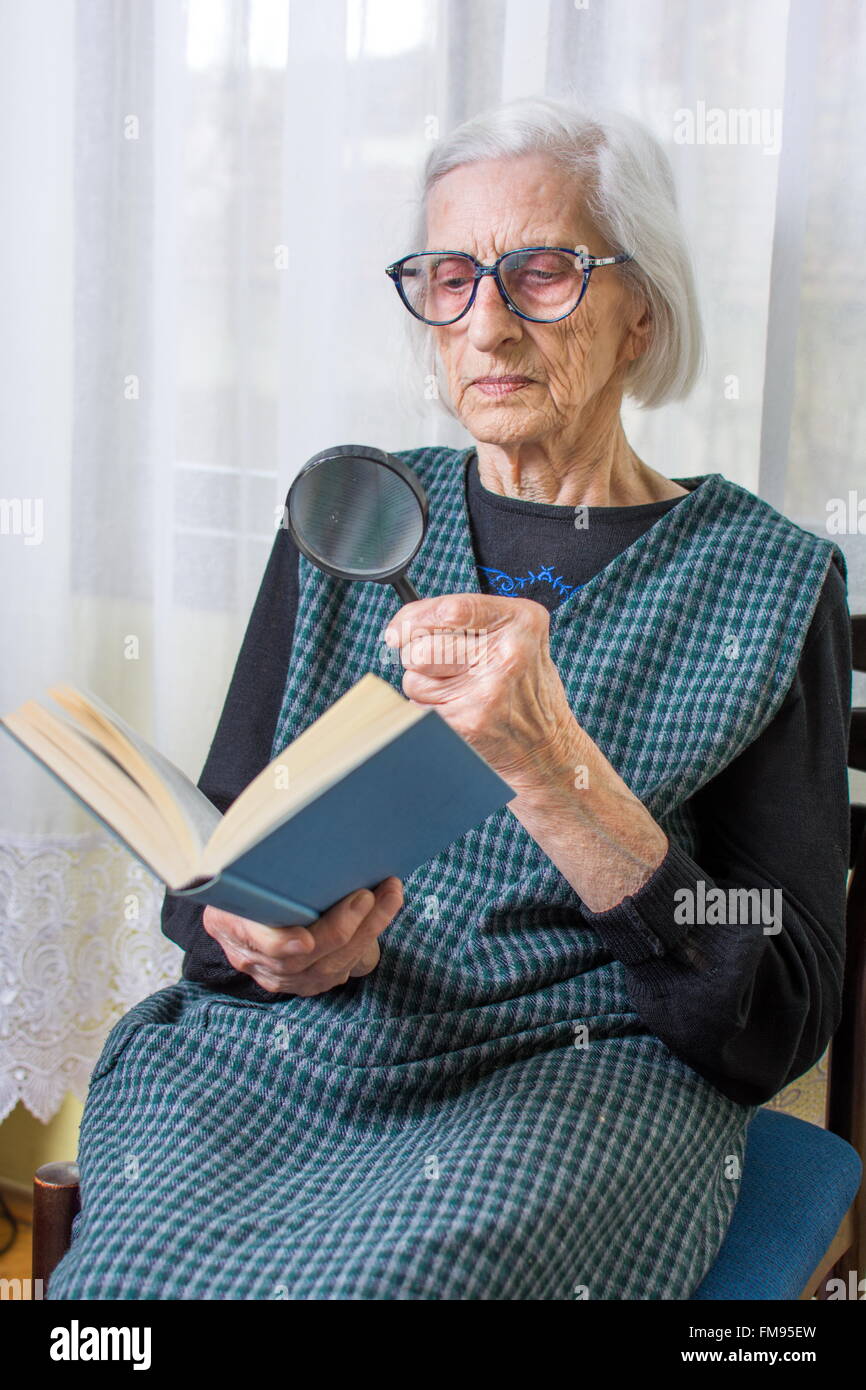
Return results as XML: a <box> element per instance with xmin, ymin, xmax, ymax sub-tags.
<box><xmin>290</xmin><ymin>455</ymin><xmax>425</xmax><ymax>578</ymax></box>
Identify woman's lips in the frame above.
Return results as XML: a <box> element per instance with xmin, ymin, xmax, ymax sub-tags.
<box><xmin>471</xmin><ymin>376</ymin><xmax>534</xmax><ymax>397</ymax></box>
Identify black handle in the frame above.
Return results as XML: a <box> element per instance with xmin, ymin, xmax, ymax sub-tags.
<box><xmin>390</xmin><ymin>573</ymin><xmax>421</xmax><ymax>603</ymax></box>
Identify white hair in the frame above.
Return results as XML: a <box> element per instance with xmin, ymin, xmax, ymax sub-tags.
<box><xmin>399</xmin><ymin>95</ymin><xmax>705</xmax><ymax>413</ymax></box>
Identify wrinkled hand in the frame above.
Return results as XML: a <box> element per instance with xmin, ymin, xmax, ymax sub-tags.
<box><xmin>202</xmin><ymin>876</ymin><xmax>403</xmax><ymax>996</ymax></box>
<box><xmin>384</xmin><ymin>594</ymin><xmax>579</xmax><ymax>794</ymax></box>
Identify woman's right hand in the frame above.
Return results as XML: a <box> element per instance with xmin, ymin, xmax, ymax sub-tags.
<box><xmin>201</xmin><ymin>876</ymin><xmax>404</xmax><ymax>996</ymax></box>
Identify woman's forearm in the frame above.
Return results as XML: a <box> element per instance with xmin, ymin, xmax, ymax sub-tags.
<box><xmin>506</xmin><ymin>718</ymin><xmax>669</xmax><ymax>913</ymax></box>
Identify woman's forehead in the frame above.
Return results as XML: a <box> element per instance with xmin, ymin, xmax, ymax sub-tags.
<box><xmin>425</xmin><ymin>157</ymin><xmax>591</xmax><ymax>251</ymax></box>
<box><xmin>423</xmin><ymin>214</ymin><xmax>591</xmax><ymax>257</ymax></box>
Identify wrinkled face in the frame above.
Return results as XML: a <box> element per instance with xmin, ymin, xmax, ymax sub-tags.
<box><xmin>424</xmin><ymin>152</ymin><xmax>648</xmax><ymax>447</ymax></box>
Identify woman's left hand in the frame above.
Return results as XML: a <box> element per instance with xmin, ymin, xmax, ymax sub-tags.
<box><xmin>383</xmin><ymin>594</ymin><xmax>581</xmax><ymax>796</ymax></box>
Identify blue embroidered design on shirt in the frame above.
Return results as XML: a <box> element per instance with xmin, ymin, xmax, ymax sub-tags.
<box><xmin>477</xmin><ymin>562</ymin><xmax>582</xmax><ymax>600</ymax></box>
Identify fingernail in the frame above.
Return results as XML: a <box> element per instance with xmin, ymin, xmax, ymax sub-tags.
<box><xmin>383</xmin><ymin>627</ymin><xmax>397</xmax><ymax>647</ymax></box>
<box><xmin>351</xmin><ymin>889</ymin><xmax>371</xmax><ymax>911</ymax></box>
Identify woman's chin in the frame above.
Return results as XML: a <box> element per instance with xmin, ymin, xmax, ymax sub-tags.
<box><xmin>460</xmin><ymin>410</ymin><xmax>547</xmax><ymax>446</ymax></box>
<box><xmin>459</xmin><ymin>395</ymin><xmax>544</xmax><ymax>430</ymax></box>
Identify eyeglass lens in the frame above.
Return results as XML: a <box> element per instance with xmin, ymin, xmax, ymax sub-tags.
<box><xmin>399</xmin><ymin>250</ymin><xmax>585</xmax><ymax>323</ymax></box>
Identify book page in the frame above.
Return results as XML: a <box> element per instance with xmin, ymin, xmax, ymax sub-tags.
<box><xmin>201</xmin><ymin>673</ymin><xmax>423</xmax><ymax>873</ymax></box>
<box><xmin>205</xmin><ymin>672</ymin><xmax>399</xmax><ymax>858</ymax></box>
<box><xmin>3</xmin><ymin>705</ymin><xmax>194</xmax><ymax>887</ymax></box>
<box><xmin>49</xmin><ymin>685</ymin><xmax>221</xmax><ymax>854</ymax></box>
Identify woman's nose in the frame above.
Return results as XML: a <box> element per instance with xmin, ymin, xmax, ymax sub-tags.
<box><xmin>465</xmin><ymin>273</ymin><xmax>522</xmax><ymax>349</ymax></box>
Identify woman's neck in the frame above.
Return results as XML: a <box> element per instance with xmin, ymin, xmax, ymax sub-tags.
<box><xmin>473</xmin><ymin>421</ymin><xmax>689</xmax><ymax>507</ymax></box>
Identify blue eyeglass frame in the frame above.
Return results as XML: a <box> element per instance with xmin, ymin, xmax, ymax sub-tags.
<box><xmin>384</xmin><ymin>245</ymin><xmax>634</xmax><ymax>325</ymax></box>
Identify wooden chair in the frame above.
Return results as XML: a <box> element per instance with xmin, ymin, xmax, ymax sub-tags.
<box><xmin>692</xmin><ymin>613</ymin><xmax>866</xmax><ymax>1299</ymax></box>
<box><xmin>32</xmin><ymin>618</ymin><xmax>866</xmax><ymax>1300</ymax></box>
<box><xmin>32</xmin><ymin>1161</ymin><xmax>81</xmax><ymax>1291</ymax></box>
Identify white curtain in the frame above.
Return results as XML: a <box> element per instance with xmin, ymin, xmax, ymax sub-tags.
<box><xmin>1</xmin><ymin>0</ymin><xmax>864</xmax><ymax>1121</ymax></box>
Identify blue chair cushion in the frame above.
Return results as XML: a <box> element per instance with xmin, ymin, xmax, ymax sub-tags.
<box><xmin>691</xmin><ymin>1107</ymin><xmax>862</xmax><ymax>1300</ymax></box>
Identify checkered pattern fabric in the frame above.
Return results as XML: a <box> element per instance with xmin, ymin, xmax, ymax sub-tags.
<box><xmin>48</xmin><ymin>447</ymin><xmax>842</xmax><ymax>1300</ymax></box>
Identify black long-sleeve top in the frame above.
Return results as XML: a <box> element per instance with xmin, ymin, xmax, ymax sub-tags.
<box><xmin>162</xmin><ymin>453</ymin><xmax>851</xmax><ymax>1106</ymax></box>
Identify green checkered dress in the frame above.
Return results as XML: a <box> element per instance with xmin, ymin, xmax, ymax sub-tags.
<box><xmin>48</xmin><ymin>446</ymin><xmax>841</xmax><ymax>1300</ymax></box>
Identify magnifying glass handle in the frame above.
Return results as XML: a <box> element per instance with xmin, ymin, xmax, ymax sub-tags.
<box><xmin>391</xmin><ymin>574</ymin><xmax>421</xmax><ymax>604</ymax></box>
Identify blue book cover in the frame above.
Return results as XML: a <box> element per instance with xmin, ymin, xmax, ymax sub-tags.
<box><xmin>173</xmin><ymin>708</ymin><xmax>514</xmax><ymax>925</ymax></box>
<box><xmin>2</xmin><ymin>675</ymin><xmax>516</xmax><ymax>928</ymax></box>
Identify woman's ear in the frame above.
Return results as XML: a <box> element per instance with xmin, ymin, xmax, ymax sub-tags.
<box><xmin>621</xmin><ymin>296</ymin><xmax>653</xmax><ymax>364</ymax></box>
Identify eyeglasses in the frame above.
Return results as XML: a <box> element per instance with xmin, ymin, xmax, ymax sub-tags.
<box><xmin>385</xmin><ymin>245</ymin><xmax>633</xmax><ymax>326</ymax></box>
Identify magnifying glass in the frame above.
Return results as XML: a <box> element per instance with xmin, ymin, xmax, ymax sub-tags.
<box><xmin>286</xmin><ymin>444</ymin><xmax>428</xmax><ymax>604</ymax></box>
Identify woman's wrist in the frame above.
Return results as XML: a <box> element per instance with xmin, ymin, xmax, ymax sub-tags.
<box><xmin>500</xmin><ymin>711</ymin><xmax>589</xmax><ymax>802</ymax></box>
<box><xmin>506</xmin><ymin>717</ymin><xmax>670</xmax><ymax>913</ymax></box>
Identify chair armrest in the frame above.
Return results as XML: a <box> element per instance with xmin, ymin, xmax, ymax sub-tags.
<box><xmin>32</xmin><ymin>1161</ymin><xmax>80</xmax><ymax>1290</ymax></box>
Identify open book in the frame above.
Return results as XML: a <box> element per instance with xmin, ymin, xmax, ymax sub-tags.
<box><xmin>1</xmin><ymin>674</ymin><xmax>515</xmax><ymax>927</ymax></box>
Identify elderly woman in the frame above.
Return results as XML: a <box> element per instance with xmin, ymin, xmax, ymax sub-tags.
<box><xmin>49</xmin><ymin>96</ymin><xmax>849</xmax><ymax>1302</ymax></box>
